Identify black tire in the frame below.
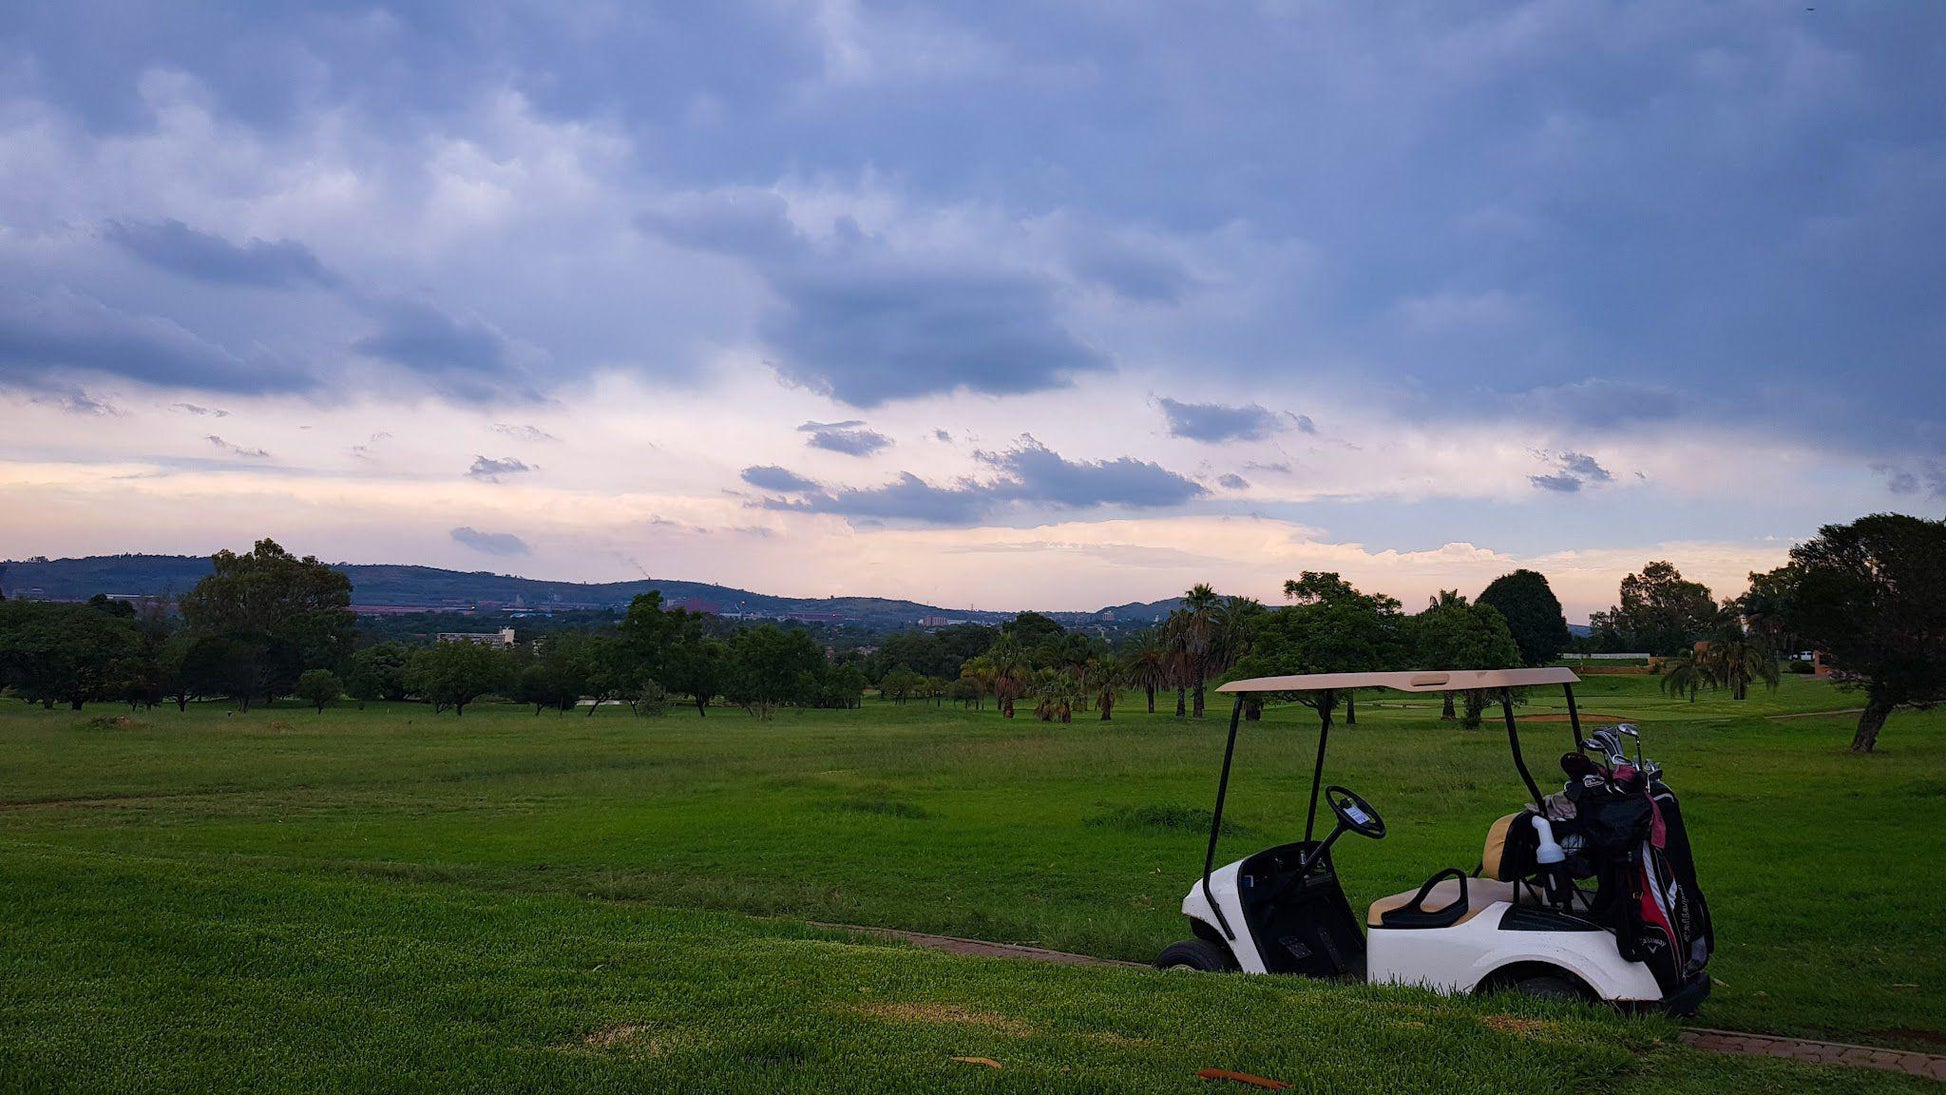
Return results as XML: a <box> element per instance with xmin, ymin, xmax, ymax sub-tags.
<box><xmin>1503</xmin><ymin>974</ymin><xmax>1589</xmax><ymax>1001</ymax></box>
<box><xmin>1155</xmin><ymin>938</ymin><xmax>1238</xmax><ymax>972</ymax></box>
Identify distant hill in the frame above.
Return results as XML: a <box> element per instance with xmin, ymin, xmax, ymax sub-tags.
<box><xmin>0</xmin><ymin>554</ymin><xmax>1183</xmax><ymax>630</ymax></box>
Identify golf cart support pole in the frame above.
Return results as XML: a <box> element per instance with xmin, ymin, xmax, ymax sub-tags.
<box><xmin>1304</xmin><ymin>689</ymin><xmax>1334</xmax><ymax>843</ymax></box>
<box><xmin>1563</xmin><ymin>682</ymin><xmax>1584</xmax><ymax>751</ymax></box>
<box><xmin>1201</xmin><ymin>698</ymin><xmax>1245</xmax><ymax>940</ymax></box>
<box><xmin>1499</xmin><ymin>687</ymin><xmax>1546</xmax><ymax>812</ymax></box>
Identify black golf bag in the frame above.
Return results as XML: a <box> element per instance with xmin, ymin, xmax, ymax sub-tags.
<box><xmin>1568</xmin><ymin>776</ymin><xmax>1714</xmax><ymax>994</ymax></box>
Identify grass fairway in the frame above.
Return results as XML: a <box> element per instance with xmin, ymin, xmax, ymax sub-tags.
<box><xmin>2</xmin><ymin>674</ymin><xmax>1942</xmax><ymax>1091</ymax></box>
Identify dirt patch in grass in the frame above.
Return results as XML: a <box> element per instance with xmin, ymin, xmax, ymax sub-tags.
<box><xmin>1085</xmin><ymin>804</ymin><xmax>1250</xmax><ymax>836</ymax></box>
<box><xmin>1480</xmin><ymin>1016</ymin><xmax>1559</xmax><ymax>1037</ymax></box>
<box><xmin>852</xmin><ymin>1001</ymin><xmax>1036</xmax><ymax>1038</ymax></box>
<box><xmin>567</xmin><ymin>1023</ymin><xmax>706</xmax><ymax>1057</ymax></box>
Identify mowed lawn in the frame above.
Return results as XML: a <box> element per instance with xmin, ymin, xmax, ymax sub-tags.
<box><xmin>2</xmin><ymin>674</ymin><xmax>1941</xmax><ymax>1092</ymax></box>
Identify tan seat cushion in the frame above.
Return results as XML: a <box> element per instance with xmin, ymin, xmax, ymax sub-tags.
<box><xmin>1367</xmin><ymin>877</ymin><xmax>1519</xmax><ymax>928</ymax></box>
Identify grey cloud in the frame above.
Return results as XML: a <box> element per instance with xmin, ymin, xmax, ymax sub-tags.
<box><xmin>1158</xmin><ymin>397</ymin><xmax>1292</xmax><ymax>443</ymax></box>
<box><xmin>980</xmin><ymin>436</ymin><xmax>1207</xmax><ymax>508</ymax></box>
<box><xmin>353</xmin><ymin>301</ymin><xmax>522</xmax><ymax>401</ymax></box>
<box><xmin>206</xmin><ymin>435</ymin><xmax>269</xmax><ymax>459</ymax></box>
<box><xmin>757</xmin><ymin>437</ymin><xmax>1205</xmax><ymax>524</ymax></box>
<box><xmin>172</xmin><ymin>402</ymin><xmax>229</xmax><ymax>417</ymax></box>
<box><xmin>1218</xmin><ymin>473</ymin><xmax>1249</xmax><ymax>489</ymax></box>
<box><xmin>467</xmin><ymin>455</ymin><xmax>535</xmax><ymax>481</ymax></box>
<box><xmin>641</xmin><ymin>198</ymin><xmax>1108</xmax><ymax>406</ymax></box>
<box><xmin>1873</xmin><ymin>460</ymin><xmax>1946</xmax><ymax>498</ymax></box>
<box><xmin>0</xmin><ymin>287</ymin><xmax>308</xmax><ymax>395</ymax></box>
<box><xmin>1560</xmin><ymin>452</ymin><xmax>1612</xmax><ymax>483</ymax></box>
<box><xmin>1067</xmin><ymin>233</ymin><xmax>1192</xmax><ymax>303</ymax></box>
<box><xmin>1529</xmin><ymin>451</ymin><xmax>1612</xmax><ymax>493</ymax></box>
<box><xmin>28</xmin><ymin>386</ymin><xmax>117</xmax><ymax>416</ymax></box>
<box><xmin>637</xmin><ymin>188</ymin><xmax>802</xmax><ymax>257</ymax></box>
<box><xmin>451</xmin><ymin>526</ymin><xmax>531</xmax><ymax>556</ymax></box>
<box><xmin>740</xmin><ymin>464</ymin><xmax>819</xmax><ymax>492</ymax></box>
<box><xmin>934</xmin><ymin>429</ymin><xmax>953</xmax><ymax>442</ymax></box>
<box><xmin>799</xmin><ymin>419</ymin><xmax>892</xmax><ymax>456</ymax></box>
<box><xmin>1522</xmin><ymin>380</ymin><xmax>1678</xmax><ymax>429</ymax></box>
<box><xmin>105</xmin><ymin>219</ymin><xmax>337</xmax><ymax>289</ymax></box>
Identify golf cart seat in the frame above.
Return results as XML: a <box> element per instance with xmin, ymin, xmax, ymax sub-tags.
<box><xmin>1367</xmin><ymin>816</ymin><xmax>1539</xmax><ymax>928</ymax></box>
<box><xmin>1367</xmin><ymin>874</ymin><xmax>1519</xmax><ymax>929</ymax></box>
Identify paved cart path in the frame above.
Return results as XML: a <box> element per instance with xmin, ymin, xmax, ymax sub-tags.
<box><xmin>813</xmin><ymin>922</ymin><xmax>1946</xmax><ymax>1080</ymax></box>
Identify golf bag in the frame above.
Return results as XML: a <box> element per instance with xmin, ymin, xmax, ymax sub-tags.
<box><xmin>1569</xmin><ymin>777</ymin><xmax>1714</xmax><ymax>994</ymax></box>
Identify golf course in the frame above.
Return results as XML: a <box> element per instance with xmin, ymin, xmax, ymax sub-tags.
<box><xmin>3</xmin><ymin>672</ymin><xmax>1939</xmax><ymax>1093</ymax></box>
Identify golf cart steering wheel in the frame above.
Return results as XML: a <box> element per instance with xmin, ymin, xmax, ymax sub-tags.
<box><xmin>1325</xmin><ymin>785</ymin><xmax>1387</xmax><ymax>839</ymax></box>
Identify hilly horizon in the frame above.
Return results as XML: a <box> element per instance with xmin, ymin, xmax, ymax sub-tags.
<box><xmin>0</xmin><ymin>553</ymin><xmax>1186</xmax><ymax>628</ymax></box>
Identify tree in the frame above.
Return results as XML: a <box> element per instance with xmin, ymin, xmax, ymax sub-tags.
<box><xmin>877</xmin><ymin>666</ymin><xmax>926</xmax><ymax>705</ymax></box>
<box><xmin>178</xmin><ymin>540</ymin><xmax>355</xmax><ymax>704</ymax></box>
<box><xmin>345</xmin><ymin>642</ymin><xmax>412</xmax><ymax>705</ymax></box>
<box><xmin>1702</xmin><ymin>634</ymin><xmax>1780</xmax><ymax>702</ymax></box>
<box><xmin>1477</xmin><ymin>570</ymin><xmax>1571</xmax><ymax>666</ymax></box>
<box><xmin>1593</xmin><ymin>561</ymin><xmax>1717</xmax><ymax>657</ymax></box>
<box><xmin>0</xmin><ymin>600</ymin><xmax>141</xmax><ymax>709</ymax></box>
<box><xmin>1085</xmin><ymin>656</ymin><xmax>1125</xmax><ymax>721</ymax></box>
<box><xmin>1659</xmin><ymin>650</ymin><xmax>1712</xmax><ymax>703</ymax></box>
<box><xmin>662</xmin><ymin>634</ymin><xmax>729</xmax><ymax>716</ymax></box>
<box><xmin>1408</xmin><ymin>592</ymin><xmax>1520</xmax><ymax>724</ymax></box>
<box><xmin>295</xmin><ymin>668</ymin><xmax>343</xmax><ymax>713</ymax></box>
<box><xmin>725</xmin><ymin>625</ymin><xmax>822</xmax><ymax>718</ymax></box>
<box><xmin>1769</xmin><ymin>514</ymin><xmax>1946</xmax><ymax>752</ymax></box>
<box><xmin>1231</xmin><ymin>573</ymin><xmax>1407</xmax><ymax>723</ymax></box>
<box><xmin>1125</xmin><ymin>628</ymin><xmax>1168</xmax><ymax>714</ymax></box>
<box><xmin>405</xmin><ymin>641</ymin><xmax>511</xmax><ymax>716</ymax></box>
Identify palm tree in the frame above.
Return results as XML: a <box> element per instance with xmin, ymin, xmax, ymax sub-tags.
<box><xmin>1180</xmin><ymin>583</ymin><xmax>1221</xmax><ymax>718</ymax></box>
<box><xmin>1126</xmin><ymin>629</ymin><xmax>1168</xmax><ymax>714</ymax></box>
<box><xmin>1702</xmin><ymin>637</ymin><xmax>1780</xmax><ymax>701</ymax></box>
<box><xmin>1162</xmin><ymin>610</ymin><xmax>1193</xmax><ymax>717</ymax></box>
<box><xmin>988</xmin><ymin>633</ymin><xmax>1029</xmax><ymax>718</ymax></box>
<box><xmin>1085</xmin><ymin>656</ymin><xmax>1125</xmax><ymax>721</ymax></box>
<box><xmin>1659</xmin><ymin>648</ymin><xmax>1715</xmax><ymax>703</ymax></box>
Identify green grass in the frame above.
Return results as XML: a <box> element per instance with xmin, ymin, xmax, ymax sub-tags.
<box><xmin>2</xmin><ymin>675</ymin><xmax>1941</xmax><ymax>1091</ymax></box>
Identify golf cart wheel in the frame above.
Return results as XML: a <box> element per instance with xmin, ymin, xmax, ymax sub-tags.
<box><xmin>1156</xmin><ymin>938</ymin><xmax>1238</xmax><ymax>972</ymax></box>
<box><xmin>1482</xmin><ymin>968</ymin><xmax>1592</xmax><ymax>1002</ymax></box>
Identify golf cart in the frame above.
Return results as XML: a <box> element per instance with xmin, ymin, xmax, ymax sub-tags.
<box><xmin>1157</xmin><ymin>668</ymin><xmax>1713</xmax><ymax>1012</ymax></box>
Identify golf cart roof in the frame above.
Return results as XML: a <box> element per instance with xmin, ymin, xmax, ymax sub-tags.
<box><xmin>1216</xmin><ymin>667</ymin><xmax>1580</xmax><ymax>695</ymax></box>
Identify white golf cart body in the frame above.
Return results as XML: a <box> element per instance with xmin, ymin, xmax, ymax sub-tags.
<box><xmin>1170</xmin><ymin>668</ymin><xmax>1699</xmax><ymax>1008</ymax></box>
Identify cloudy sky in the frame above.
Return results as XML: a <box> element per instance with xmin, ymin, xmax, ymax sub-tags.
<box><xmin>2</xmin><ymin>2</ymin><xmax>1941</xmax><ymax>619</ymax></box>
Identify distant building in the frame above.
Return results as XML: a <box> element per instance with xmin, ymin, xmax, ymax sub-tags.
<box><xmin>671</xmin><ymin>597</ymin><xmax>720</xmax><ymax>615</ymax></box>
<box><xmin>436</xmin><ymin>628</ymin><xmax>517</xmax><ymax>647</ymax></box>
<box><xmin>918</xmin><ymin>615</ymin><xmax>969</xmax><ymax>627</ymax></box>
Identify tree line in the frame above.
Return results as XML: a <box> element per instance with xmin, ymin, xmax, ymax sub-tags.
<box><xmin>2</xmin><ymin>513</ymin><xmax>1939</xmax><ymax>749</ymax></box>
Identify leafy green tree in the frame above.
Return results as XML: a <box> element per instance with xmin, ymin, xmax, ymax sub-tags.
<box><xmin>628</xmin><ymin>678</ymin><xmax>669</xmax><ymax>717</ymax></box>
<box><xmin>813</xmin><ymin>663</ymin><xmax>867</xmax><ymax>709</ymax></box>
<box><xmin>725</xmin><ymin>625</ymin><xmax>822</xmax><ymax>718</ymax></box>
<box><xmin>1768</xmin><ymin>513</ymin><xmax>1946</xmax><ymax>752</ymax></box>
<box><xmin>1590</xmin><ymin>561</ymin><xmax>1717</xmax><ymax>657</ymax></box>
<box><xmin>295</xmin><ymin>668</ymin><xmax>343</xmax><ymax>713</ymax></box>
<box><xmin>0</xmin><ymin>600</ymin><xmax>141</xmax><ymax>710</ymax></box>
<box><xmin>662</xmin><ymin>635</ymin><xmax>729</xmax><ymax>716</ymax></box>
<box><xmin>1231</xmin><ymin>572</ymin><xmax>1407</xmax><ymax>724</ymax></box>
<box><xmin>1085</xmin><ymin>656</ymin><xmax>1125</xmax><ymax>721</ymax></box>
<box><xmin>178</xmin><ymin>540</ymin><xmax>355</xmax><ymax>704</ymax></box>
<box><xmin>345</xmin><ymin>642</ymin><xmax>412</xmax><ymax>705</ymax></box>
<box><xmin>405</xmin><ymin>641</ymin><xmax>512</xmax><ymax>716</ymax></box>
<box><xmin>1477</xmin><ymin>570</ymin><xmax>1572</xmax><ymax>666</ymax></box>
<box><xmin>877</xmin><ymin>666</ymin><xmax>926</xmax><ymax>705</ymax></box>
<box><xmin>1409</xmin><ymin>591</ymin><xmax>1520</xmax><ymax>724</ymax></box>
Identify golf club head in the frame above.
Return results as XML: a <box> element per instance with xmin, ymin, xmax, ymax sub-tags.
<box><xmin>1615</xmin><ymin>724</ymin><xmax>1640</xmax><ymax>740</ymax></box>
